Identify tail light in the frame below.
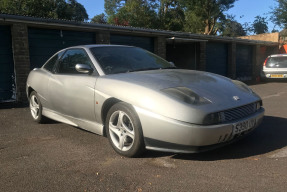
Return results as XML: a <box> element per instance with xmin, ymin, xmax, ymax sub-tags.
<box><xmin>263</xmin><ymin>58</ymin><xmax>268</xmax><ymax>66</ymax></box>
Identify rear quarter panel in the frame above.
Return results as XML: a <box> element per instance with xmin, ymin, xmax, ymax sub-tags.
<box><xmin>27</xmin><ymin>68</ymin><xmax>51</xmax><ymax>108</ymax></box>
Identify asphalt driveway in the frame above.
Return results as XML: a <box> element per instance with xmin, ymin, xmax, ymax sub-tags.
<box><xmin>1</xmin><ymin>82</ymin><xmax>287</xmax><ymax>192</ymax></box>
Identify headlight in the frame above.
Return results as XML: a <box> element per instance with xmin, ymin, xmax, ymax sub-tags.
<box><xmin>161</xmin><ymin>87</ymin><xmax>210</xmax><ymax>105</ymax></box>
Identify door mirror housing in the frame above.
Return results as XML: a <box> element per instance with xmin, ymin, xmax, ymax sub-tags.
<box><xmin>75</xmin><ymin>64</ymin><xmax>93</xmax><ymax>74</ymax></box>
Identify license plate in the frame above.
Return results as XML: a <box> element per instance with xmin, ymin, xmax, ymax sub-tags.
<box><xmin>271</xmin><ymin>74</ymin><xmax>283</xmax><ymax>78</ymax></box>
<box><xmin>233</xmin><ymin>118</ymin><xmax>256</xmax><ymax>135</ymax></box>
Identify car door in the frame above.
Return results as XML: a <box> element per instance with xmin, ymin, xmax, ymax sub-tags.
<box><xmin>48</xmin><ymin>48</ymin><xmax>98</xmax><ymax>122</ymax></box>
<box><xmin>40</xmin><ymin>51</ymin><xmax>65</xmax><ymax>110</ymax></box>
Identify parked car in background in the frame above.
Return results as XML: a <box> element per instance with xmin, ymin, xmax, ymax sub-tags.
<box><xmin>262</xmin><ymin>54</ymin><xmax>287</xmax><ymax>79</ymax></box>
<box><xmin>26</xmin><ymin>45</ymin><xmax>264</xmax><ymax>157</ymax></box>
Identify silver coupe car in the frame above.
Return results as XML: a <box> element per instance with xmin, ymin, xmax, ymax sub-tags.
<box><xmin>26</xmin><ymin>45</ymin><xmax>264</xmax><ymax>157</ymax></box>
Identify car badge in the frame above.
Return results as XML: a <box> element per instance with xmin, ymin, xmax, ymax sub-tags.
<box><xmin>233</xmin><ymin>96</ymin><xmax>240</xmax><ymax>101</ymax></box>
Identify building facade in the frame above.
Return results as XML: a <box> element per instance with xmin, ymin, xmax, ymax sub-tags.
<box><xmin>0</xmin><ymin>14</ymin><xmax>279</xmax><ymax>103</ymax></box>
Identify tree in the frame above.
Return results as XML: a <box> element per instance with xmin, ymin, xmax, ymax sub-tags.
<box><xmin>219</xmin><ymin>15</ymin><xmax>246</xmax><ymax>37</ymax></box>
<box><xmin>106</xmin><ymin>0</ymin><xmax>158</xmax><ymax>28</ymax></box>
<box><xmin>0</xmin><ymin>0</ymin><xmax>88</xmax><ymax>21</ymax></box>
<box><xmin>104</xmin><ymin>0</ymin><xmax>124</xmax><ymax>15</ymax></box>
<box><xmin>91</xmin><ymin>13</ymin><xmax>107</xmax><ymax>24</ymax></box>
<box><xmin>103</xmin><ymin>0</ymin><xmax>237</xmax><ymax>34</ymax></box>
<box><xmin>182</xmin><ymin>0</ymin><xmax>237</xmax><ymax>35</ymax></box>
<box><xmin>271</xmin><ymin>0</ymin><xmax>287</xmax><ymax>28</ymax></box>
<box><xmin>67</xmin><ymin>0</ymin><xmax>88</xmax><ymax>21</ymax></box>
<box><xmin>252</xmin><ymin>16</ymin><xmax>268</xmax><ymax>34</ymax></box>
<box><xmin>158</xmin><ymin>0</ymin><xmax>185</xmax><ymax>31</ymax></box>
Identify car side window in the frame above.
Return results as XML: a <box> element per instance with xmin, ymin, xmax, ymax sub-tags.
<box><xmin>57</xmin><ymin>49</ymin><xmax>92</xmax><ymax>74</ymax></box>
<box><xmin>43</xmin><ymin>51</ymin><xmax>64</xmax><ymax>72</ymax></box>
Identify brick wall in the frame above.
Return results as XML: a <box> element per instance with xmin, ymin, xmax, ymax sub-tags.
<box><xmin>198</xmin><ymin>42</ymin><xmax>206</xmax><ymax>71</ymax></box>
<box><xmin>228</xmin><ymin>42</ymin><xmax>236</xmax><ymax>79</ymax></box>
<box><xmin>154</xmin><ymin>37</ymin><xmax>166</xmax><ymax>59</ymax></box>
<box><xmin>11</xmin><ymin>23</ymin><xmax>31</xmax><ymax>103</ymax></box>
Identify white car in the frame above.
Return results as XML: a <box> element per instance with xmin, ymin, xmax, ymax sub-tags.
<box><xmin>262</xmin><ymin>54</ymin><xmax>287</xmax><ymax>79</ymax></box>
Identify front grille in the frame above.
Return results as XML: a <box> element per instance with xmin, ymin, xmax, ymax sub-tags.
<box><xmin>222</xmin><ymin>102</ymin><xmax>258</xmax><ymax>123</ymax></box>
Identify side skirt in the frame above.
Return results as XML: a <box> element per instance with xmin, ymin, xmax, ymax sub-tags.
<box><xmin>42</xmin><ymin>108</ymin><xmax>104</xmax><ymax>135</ymax></box>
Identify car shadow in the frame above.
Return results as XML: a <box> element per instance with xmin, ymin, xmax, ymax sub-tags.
<box><xmin>144</xmin><ymin>116</ymin><xmax>287</xmax><ymax>160</ymax></box>
<box><xmin>0</xmin><ymin>102</ymin><xmax>28</xmax><ymax>109</ymax></box>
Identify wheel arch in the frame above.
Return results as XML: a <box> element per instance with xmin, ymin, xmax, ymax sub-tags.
<box><xmin>101</xmin><ymin>97</ymin><xmax>121</xmax><ymax>136</ymax></box>
<box><xmin>27</xmin><ymin>86</ymin><xmax>35</xmax><ymax>99</ymax></box>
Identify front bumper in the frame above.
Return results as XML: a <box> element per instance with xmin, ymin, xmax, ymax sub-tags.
<box><xmin>135</xmin><ymin>107</ymin><xmax>264</xmax><ymax>153</ymax></box>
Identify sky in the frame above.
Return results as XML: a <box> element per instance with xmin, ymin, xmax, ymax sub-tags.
<box><xmin>77</xmin><ymin>0</ymin><xmax>282</xmax><ymax>33</ymax></box>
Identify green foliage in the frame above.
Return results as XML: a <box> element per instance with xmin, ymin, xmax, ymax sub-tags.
<box><xmin>91</xmin><ymin>13</ymin><xmax>107</xmax><ymax>24</ymax></box>
<box><xmin>219</xmin><ymin>15</ymin><xmax>246</xmax><ymax>37</ymax></box>
<box><xmin>184</xmin><ymin>11</ymin><xmax>205</xmax><ymax>33</ymax></box>
<box><xmin>158</xmin><ymin>0</ymin><xmax>185</xmax><ymax>31</ymax></box>
<box><xmin>0</xmin><ymin>0</ymin><xmax>88</xmax><ymax>21</ymax></box>
<box><xmin>182</xmin><ymin>0</ymin><xmax>237</xmax><ymax>35</ymax></box>
<box><xmin>103</xmin><ymin>0</ymin><xmax>237</xmax><ymax>34</ymax></box>
<box><xmin>271</xmin><ymin>0</ymin><xmax>287</xmax><ymax>28</ymax></box>
<box><xmin>108</xmin><ymin>0</ymin><xmax>158</xmax><ymax>28</ymax></box>
<box><xmin>104</xmin><ymin>0</ymin><xmax>123</xmax><ymax>16</ymax></box>
<box><xmin>252</xmin><ymin>16</ymin><xmax>268</xmax><ymax>34</ymax></box>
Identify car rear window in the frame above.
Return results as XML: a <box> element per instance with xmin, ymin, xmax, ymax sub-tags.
<box><xmin>266</xmin><ymin>56</ymin><xmax>287</xmax><ymax>68</ymax></box>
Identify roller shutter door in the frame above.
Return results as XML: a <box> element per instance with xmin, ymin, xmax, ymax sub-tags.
<box><xmin>0</xmin><ymin>25</ymin><xmax>15</xmax><ymax>102</ymax></box>
<box><xmin>166</xmin><ymin>43</ymin><xmax>196</xmax><ymax>69</ymax></box>
<box><xmin>110</xmin><ymin>34</ymin><xmax>154</xmax><ymax>52</ymax></box>
<box><xmin>236</xmin><ymin>44</ymin><xmax>253</xmax><ymax>80</ymax></box>
<box><xmin>28</xmin><ymin>28</ymin><xmax>96</xmax><ymax>69</ymax></box>
<box><xmin>206</xmin><ymin>42</ymin><xmax>228</xmax><ymax>76</ymax></box>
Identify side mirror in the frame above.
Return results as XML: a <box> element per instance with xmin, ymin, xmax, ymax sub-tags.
<box><xmin>75</xmin><ymin>64</ymin><xmax>93</xmax><ymax>74</ymax></box>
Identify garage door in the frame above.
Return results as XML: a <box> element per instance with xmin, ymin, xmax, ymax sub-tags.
<box><xmin>28</xmin><ymin>28</ymin><xmax>96</xmax><ymax>69</ymax></box>
<box><xmin>206</xmin><ymin>42</ymin><xmax>228</xmax><ymax>76</ymax></box>
<box><xmin>236</xmin><ymin>44</ymin><xmax>253</xmax><ymax>80</ymax></box>
<box><xmin>166</xmin><ymin>43</ymin><xmax>197</xmax><ymax>69</ymax></box>
<box><xmin>110</xmin><ymin>34</ymin><xmax>154</xmax><ymax>52</ymax></box>
<box><xmin>0</xmin><ymin>25</ymin><xmax>15</xmax><ymax>102</ymax></box>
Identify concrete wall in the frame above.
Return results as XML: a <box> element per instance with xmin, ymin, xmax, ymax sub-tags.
<box><xmin>239</xmin><ymin>33</ymin><xmax>279</xmax><ymax>43</ymax></box>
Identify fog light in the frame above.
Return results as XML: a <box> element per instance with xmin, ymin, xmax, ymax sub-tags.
<box><xmin>266</xmin><ymin>74</ymin><xmax>271</xmax><ymax>78</ymax></box>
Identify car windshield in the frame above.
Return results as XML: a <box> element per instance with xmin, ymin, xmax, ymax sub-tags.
<box><xmin>267</xmin><ymin>56</ymin><xmax>287</xmax><ymax>68</ymax></box>
<box><xmin>90</xmin><ymin>46</ymin><xmax>175</xmax><ymax>74</ymax></box>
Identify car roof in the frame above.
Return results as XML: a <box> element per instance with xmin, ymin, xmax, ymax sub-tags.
<box><xmin>269</xmin><ymin>54</ymin><xmax>287</xmax><ymax>57</ymax></box>
<box><xmin>66</xmin><ymin>44</ymin><xmax>134</xmax><ymax>49</ymax></box>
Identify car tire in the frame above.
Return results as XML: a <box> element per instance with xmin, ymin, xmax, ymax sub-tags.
<box><xmin>105</xmin><ymin>102</ymin><xmax>145</xmax><ymax>157</ymax></box>
<box><xmin>29</xmin><ymin>91</ymin><xmax>46</xmax><ymax>123</ymax></box>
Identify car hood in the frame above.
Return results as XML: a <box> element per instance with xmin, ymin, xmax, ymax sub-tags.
<box><xmin>96</xmin><ymin>69</ymin><xmax>261</xmax><ymax>123</ymax></box>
